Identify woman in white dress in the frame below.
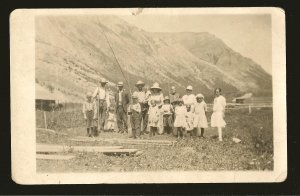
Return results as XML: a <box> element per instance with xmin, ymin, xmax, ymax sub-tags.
<box><xmin>211</xmin><ymin>88</ymin><xmax>226</xmax><ymax>141</ymax></box>
<box><xmin>193</xmin><ymin>93</ymin><xmax>208</xmax><ymax>138</ymax></box>
<box><xmin>147</xmin><ymin>82</ymin><xmax>164</xmax><ymax>134</ymax></box>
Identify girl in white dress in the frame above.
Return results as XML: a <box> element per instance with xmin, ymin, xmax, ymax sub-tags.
<box><xmin>185</xmin><ymin>105</ymin><xmax>194</xmax><ymax>138</ymax></box>
<box><xmin>148</xmin><ymin>100</ymin><xmax>160</xmax><ymax>137</ymax></box>
<box><xmin>211</xmin><ymin>88</ymin><xmax>226</xmax><ymax>141</ymax></box>
<box><xmin>174</xmin><ymin>99</ymin><xmax>188</xmax><ymax>139</ymax></box>
<box><xmin>193</xmin><ymin>94</ymin><xmax>208</xmax><ymax>138</ymax></box>
<box><xmin>104</xmin><ymin>107</ymin><xmax>117</xmax><ymax>132</ymax></box>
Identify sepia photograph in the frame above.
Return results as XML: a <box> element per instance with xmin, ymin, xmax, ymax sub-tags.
<box><xmin>10</xmin><ymin>8</ymin><xmax>286</xmax><ymax>184</ymax></box>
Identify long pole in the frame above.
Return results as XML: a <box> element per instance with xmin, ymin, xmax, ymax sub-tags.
<box><xmin>98</xmin><ymin>20</ymin><xmax>132</xmax><ymax>96</ymax></box>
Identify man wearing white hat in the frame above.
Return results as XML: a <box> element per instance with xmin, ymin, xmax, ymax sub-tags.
<box><xmin>132</xmin><ymin>80</ymin><xmax>148</xmax><ymax>135</ymax></box>
<box><xmin>92</xmin><ymin>78</ymin><xmax>110</xmax><ymax>133</ymax></box>
<box><xmin>182</xmin><ymin>85</ymin><xmax>196</xmax><ymax>109</ymax></box>
<box><xmin>114</xmin><ymin>81</ymin><xmax>130</xmax><ymax>133</ymax></box>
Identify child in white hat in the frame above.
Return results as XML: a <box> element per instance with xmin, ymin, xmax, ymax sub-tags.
<box><xmin>193</xmin><ymin>93</ymin><xmax>208</xmax><ymax>138</ymax></box>
<box><xmin>82</xmin><ymin>92</ymin><xmax>97</xmax><ymax>137</ymax></box>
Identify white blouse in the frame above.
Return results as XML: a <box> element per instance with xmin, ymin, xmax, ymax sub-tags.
<box><xmin>213</xmin><ymin>95</ymin><xmax>226</xmax><ymax>112</ymax></box>
<box><xmin>182</xmin><ymin>94</ymin><xmax>196</xmax><ymax>106</ymax></box>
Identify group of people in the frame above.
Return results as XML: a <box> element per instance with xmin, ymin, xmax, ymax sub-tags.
<box><xmin>82</xmin><ymin>79</ymin><xmax>226</xmax><ymax>142</ymax></box>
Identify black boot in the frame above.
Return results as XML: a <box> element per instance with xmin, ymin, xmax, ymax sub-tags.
<box><xmin>200</xmin><ymin>128</ymin><xmax>205</xmax><ymax>138</ymax></box>
<box><xmin>86</xmin><ymin>128</ymin><xmax>90</xmax><ymax>136</ymax></box>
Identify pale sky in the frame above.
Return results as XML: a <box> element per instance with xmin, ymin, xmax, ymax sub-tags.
<box><xmin>120</xmin><ymin>15</ymin><xmax>272</xmax><ymax>74</ymax></box>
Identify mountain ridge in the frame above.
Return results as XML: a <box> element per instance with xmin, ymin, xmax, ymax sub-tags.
<box><xmin>35</xmin><ymin>15</ymin><xmax>272</xmax><ymax>101</ymax></box>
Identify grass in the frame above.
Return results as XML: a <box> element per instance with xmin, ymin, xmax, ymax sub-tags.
<box><xmin>36</xmin><ymin>107</ymin><xmax>273</xmax><ymax>172</ymax></box>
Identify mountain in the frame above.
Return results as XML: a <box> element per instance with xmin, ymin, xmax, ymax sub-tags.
<box><xmin>35</xmin><ymin>15</ymin><xmax>272</xmax><ymax>101</ymax></box>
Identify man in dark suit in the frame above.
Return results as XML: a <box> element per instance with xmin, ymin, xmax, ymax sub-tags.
<box><xmin>115</xmin><ymin>81</ymin><xmax>130</xmax><ymax>133</ymax></box>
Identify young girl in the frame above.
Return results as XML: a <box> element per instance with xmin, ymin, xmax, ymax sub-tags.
<box><xmin>173</xmin><ymin>98</ymin><xmax>188</xmax><ymax>139</ymax></box>
<box><xmin>185</xmin><ymin>105</ymin><xmax>194</xmax><ymax>138</ymax></box>
<box><xmin>193</xmin><ymin>94</ymin><xmax>208</xmax><ymax>138</ymax></box>
<box><xmin>211</xmin><ymin>88</ymin><xmax>226</xmax><ymax>141</ymax></box>
<box><xmin>161</xmin><ymin>96</ymin><xmax>174</xmax><ymax>134</ymax></box>
<box><xmin>148</xmin><ymin>99</ymin><xmax>160</xmax><ymax>137</ymax></box>
<box><xmin>105</xmin><ymin>107</ymin><xmax>117</xmax><ymax>132</ymax></box>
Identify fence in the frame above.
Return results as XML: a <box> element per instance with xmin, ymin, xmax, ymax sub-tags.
<box><xmin>36</xmin><ymin>100</ymin><xmax>273</xmax><ymax>131</ymax></box>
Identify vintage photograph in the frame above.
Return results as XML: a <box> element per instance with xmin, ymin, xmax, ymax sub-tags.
<box><xmin>11</xmin><ymin>8</ymin><xmax>286</xmax><ymax>183</ymax></box>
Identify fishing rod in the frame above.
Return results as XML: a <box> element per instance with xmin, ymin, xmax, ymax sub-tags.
<box><xmin>97</xmin><ymin>19</ymin><xmax>132</xmax><ymax>96</ymax></box>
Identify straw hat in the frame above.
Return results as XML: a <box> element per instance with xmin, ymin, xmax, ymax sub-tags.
<box><xmin>196</xmin><ymin>93</ymin><xmax>204</xmax><ymax>98</ymax></box>
<box><xmin>117</xmin><ymin>81</ymin><xmax>124</xmax><ymax>86</ymax></box>
<box><xmin>186</xmin><ymin>85</ymin><xmax>193</xmax><ymax>91</ymax></box>
<box><xmin>100</xmin><ymin>78</ymin><xmax>107</xmax><ymax>84</ymax></box>
<box><xmin>171</xmin><ymin>86</ymin><xmax>176</xmax><ymax>90</ymax></box>
<box><xmin>135</xmin><ymin>80</ymin><xmax>145</xmax><ymax>86</ymax></box>
<box><xmin>150</xmin><ymin>82</ymin><xmax>161</xmax><ymax>90</ymax></box>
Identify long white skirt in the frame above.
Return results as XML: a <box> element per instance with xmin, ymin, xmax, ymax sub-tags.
<box><xmin>211</xmin><ymin>111</ymin><xmax>226</xmax><ymax>128</ymax></box>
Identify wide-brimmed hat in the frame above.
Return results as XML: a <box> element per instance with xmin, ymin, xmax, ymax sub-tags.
<box><xmin>171</xmin><ymin>86</ymin><xmax>176</xmax><ymax>90</ymax></box>
<box><xmin>86</xmin><ymin>92</ymin><xmax>92</xmax><ymax>98</ymax></box>
<box><xmin>196</xmin><ymin>93</ymin><xmax>204</xmax><ymax>98</ymax></box>
<box><xmin>186</xmin><ymin>85</ymin><xmax>193</xmax><ymax>91</ymax></box>
<box><xmin>117</xmin><ymin>81</ymin><xmax>124</xmax><ymax>86</ymax></box>
<box><xmin>164</xmin><ymin>96</ymin><xmax>170</xmax><ymax>101</ymax></box>
<box><xmin>100</xmin><ymin>78</ymin><xmax>107</xmax><ymax>84</ymax></box>
<box><xmin>150</xmin><ymin>82</ymin><xmax>161</xmax><ymax>90</ymax></box>
<box><xmin>177</xmin><ymin>98</ymin><xmax>183</xmax><ymax>103</ymax></box>
<box><xmin>135</xmin><ymin>80</ymin><xmax>145</xmax><ymax>86</ymax></box>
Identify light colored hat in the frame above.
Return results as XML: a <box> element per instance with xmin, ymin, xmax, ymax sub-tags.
<box><xmin>135</xmin><ymin>80</ymin><xmax>145</xmax><ymax>86</ymax></box>
<box><xmin>86</xmin><ymin>92</ymin><xmax>92</xmax><ymax>98</ymax></box>
<box><xmin>171</xmin><ymin>86</ymin><xmax>176</xmax><ymax>90</ymax></box>
<box><xmin>186</xmin><ymin>85</ymin><xmax>193</xmax><ymax>90</ymax></box>
<box><xmin>117</xmin><ymin>81</ymin><xmax>124</xmax><ymax>86</ymax></box>
<box><xmin>164</xmin><ymin>96</ymin><xmax>170</xmax><ymax>101</ymax></box>
<box><xmin>196</xmin><ymin>93</ymin><xmax>204</xmax><ymax>98</ymax></box>
<box><xmin>150</xmin><ymin>82</ymin><xmax>161</xmax><ymax>90</ymax></box>
<box><xmin>100</xmin><ymin>78</ymin><xmax>107</xmax><ymax>84</ymax></box>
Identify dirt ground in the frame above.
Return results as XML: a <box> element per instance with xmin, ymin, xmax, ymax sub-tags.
<box><xmin>36</xmin><ymin>108</ymin><xmax>273</xmax><ymax>172</ymax></box>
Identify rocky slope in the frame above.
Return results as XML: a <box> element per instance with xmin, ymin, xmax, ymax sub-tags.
<box><xmin>35</xmin><ymin>15</ymin><xmax>272</xmax><ymax>101</ymax></box>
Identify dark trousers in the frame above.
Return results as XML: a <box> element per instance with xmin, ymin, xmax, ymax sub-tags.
<box><xmin>98</xmin><ymin>99</ymin><xmax>107</xmax><ymax>130</ymax></box>
<box><xmin>130</xmin><ymin>111</ymin><xmax>141</xmax><ymax>138</ymax></box>
<box><xmin>140</xmin><ymin>103</ymin><xmax>148</xmax><ymax>134</ymax></box>
<box><xmin>116</xmin><ymin>105</ymin><xmax>128</xmax><ymax>133</ymax></box>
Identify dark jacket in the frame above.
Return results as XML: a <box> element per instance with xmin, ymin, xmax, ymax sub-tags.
<box><xmin>115</xmin><ymin>89</ymin><xmax>130</xmax><ymax>112</ymax></box>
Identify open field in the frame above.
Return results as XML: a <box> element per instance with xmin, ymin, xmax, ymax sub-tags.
<box><xmin>36</xmin><ymin>107</ymin><xmax>273</xmax><ymax>172</ymax></box>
